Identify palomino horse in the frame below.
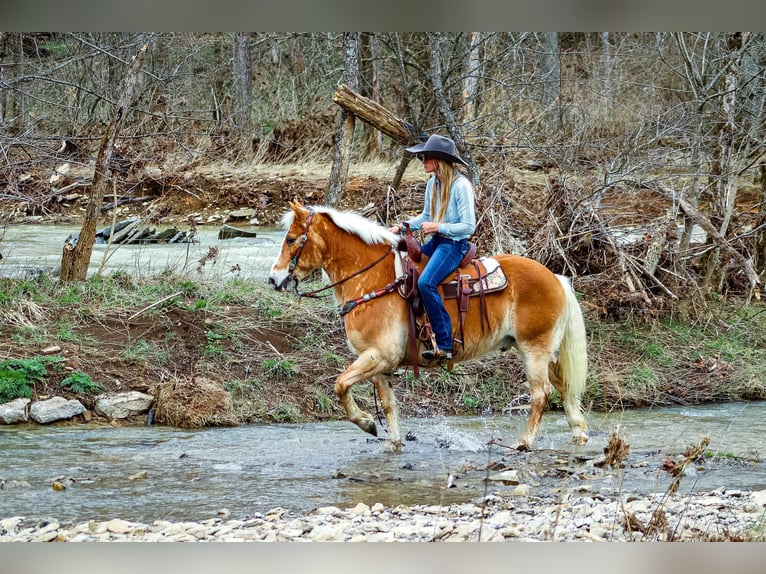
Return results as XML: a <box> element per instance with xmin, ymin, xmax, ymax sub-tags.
<box><xmin>268</xmin><ymin>202</ymin><xmax>589</xmax><ymax>451</ymax></box>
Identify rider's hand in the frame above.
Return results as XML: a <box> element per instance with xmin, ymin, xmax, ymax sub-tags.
<box><xmin>388</xmin><ymin>225</ymin><xmax>401</xmax><ymax>234</ymax></box>
<box><xmin>421</xmin><ymin>222</ymin><xmax>439</xmax><ymax>235</ymax></box>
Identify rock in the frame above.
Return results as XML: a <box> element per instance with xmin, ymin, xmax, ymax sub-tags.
<box><xmin>0</xmin><ymin>398</ymin><xmax>30</xmax><ymax>424</ymax></box>
<box><xmin>95</xmin><ymin>391</ymin><xmax>154</xmax><ymax>419</ymax></box>
<box><xmin>227</xmin><ymin>209</ymin><xmax>256</xmax><ymax>220</ymax></box>
<box><xmin>218</xmin><ymin>224</ymin><xmax>258</xmax><ymax>240</ymax></box>
<box><xmin>105</xmin><ymin>519</ymin><xmax>134</xmax><ymax>534</ymax></box>
<box><xmin>487</xmin><ymin>469</ymin><xmax>520</xmax><ymax>485</ymax></box>
<box><xmin>29</xmin><ymin>397</ymin><xmax>85</xmax><ymax>424</ymax></box>
<box><xmin>751</xmin><ymin>490</ymin><xmax>766</xmax><ymax>508</ymax></box>
<box><xmin>2</xmin><ymin>489</ymin><xmax>765</xmax><ymax>542</ymax></box>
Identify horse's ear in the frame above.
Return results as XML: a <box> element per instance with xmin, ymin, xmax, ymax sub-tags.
<box><xmin>288</xmin><ymin>201</ymin><xmax>310</xmax><ymax>224</ymax></box>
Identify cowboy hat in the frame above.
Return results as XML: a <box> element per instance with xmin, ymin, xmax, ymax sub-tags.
<box><xmin>406</xmin><ymin>134</ymin><xmax>468</xmax><ymax>166</ymax></box>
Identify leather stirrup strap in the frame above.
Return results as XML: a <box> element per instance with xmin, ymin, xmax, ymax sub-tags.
<box><xmin>401</xmin><ymin>256</ymin><xmax>421</xmax><ymax>378</ymax></box>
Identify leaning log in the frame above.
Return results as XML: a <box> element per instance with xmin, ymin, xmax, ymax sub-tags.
<box><xmin>332</xmin><ymin>84</ymin><xmax>427</xmax><ymax>146</ymax></box>
<box><xmin>678</xmin><ymin>197</ymin><xmax>761</xmax><ymax>296</ymax></box>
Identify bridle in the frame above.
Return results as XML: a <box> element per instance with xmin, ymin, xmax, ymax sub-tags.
<box><xmin>285</xmin><ymin>209</ymin><xmax>401</xmax><ymax>310</ymax></box>
<box><xmin>286</xmin><ymin>209</ymin><xmax>314</xmax><ymax>282</ymax></box>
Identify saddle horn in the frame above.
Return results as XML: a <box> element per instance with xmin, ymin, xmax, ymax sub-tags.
<box><xmin>396</xmin><ymin>222</ymin><xmax>422</xmax><ymax>263</ymax></box>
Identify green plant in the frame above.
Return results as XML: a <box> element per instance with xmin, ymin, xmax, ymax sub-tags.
<box><xmin>224</xmin><ymin>380</ymin><xmax>243</xmax><ymax>394</ymax></box>
<box><xmin>462</xmin><ymin>395</ymin><xmax>480</xmax><ymax>410</ymax></box>
<box><xmin>55</xmin><ymin>321</ymin><xmax>79</xmax><ymax>342</ymax></box>
<box><xmin>123</xmin><ymin>339</ymin><xmax>169</xmax><ymax>365</ymax></box>
<box><xmin>61</xmin><ymin>372</ymin><xmax>103</xmax><ymax>394</ymax></box>
<box><xmin>201</xmin><ymin>330</ymin><xmax>229</xmax><ymax>360</ymax></box>
<box><xmin>270</xmin><ymin>402</ymin><xmax>301</xmax><ymax>423</ymax></box>
<box><xmin>58</xmin><ymin>286</ymin><xmax>83</xmax><ymax>305</ymax></box>
<box><xmin>626</xmin><ymin>364</ymin><xmax>659</xmax><ymax>392</ymax></box>
<box><xmin>0</xmin><ymin>356</ymin><xmax>62</xmax><ymax>402</ymax></box>
<box><xmin>11</xmin><ymin>326</ymin><xmax>47</xmax><ymax>346</ymax></box>
<box><xmin>0</xmin><ymin>368</ymin><xmax>33</xmax><ymax>403</ymax></box>
<box><xmin>313</xmin><ymin>388</ymin><xmax>334</xmax><ymax>415</ymax></box>
<box><xmin>261</xmin><ymin>358</ymin><xmax>296</xmax><ymax>380</ymax></box>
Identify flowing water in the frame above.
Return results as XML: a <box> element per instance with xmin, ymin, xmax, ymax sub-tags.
<box><xmin>1</xmin><ymin>402</ymin><xmax>764</xmax><ymax>524</ymax></box>
<box><xmin>0</xmin><ymin>224</ymin><xmax>285</xmax><ymax>280</ymax></box>
<box><xmin>1</xmin><ymin>225</ymin><xmax>764</xmax><ymax>524</ymax></box>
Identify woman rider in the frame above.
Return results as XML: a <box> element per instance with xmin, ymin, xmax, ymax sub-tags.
<box><xmin>388</xmin><ymin>134</ymin><xmax>476</xmax><ymax>362</ymax></box>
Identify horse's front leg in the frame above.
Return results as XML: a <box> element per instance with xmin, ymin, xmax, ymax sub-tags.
<box><xmin>370</xmin><ymin>373</ymin><xmax>401</xmax><ymax>452</ymax></box>
<box><xmin>334</xmin><ymin>349</ymin><xmax>396</xmax><ymax>446</ymax></box>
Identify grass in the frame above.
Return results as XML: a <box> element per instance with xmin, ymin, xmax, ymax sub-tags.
<box><xmin>0</xmin><ymin>272</ymin><xmax>764</xmax><ymax>422</ymax></box>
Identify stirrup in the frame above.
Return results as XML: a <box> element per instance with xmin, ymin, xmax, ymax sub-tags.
<box><xmin>422</xmin><ymin>348</ymin><xmax>452</xmax><ymax>362</ymax></box>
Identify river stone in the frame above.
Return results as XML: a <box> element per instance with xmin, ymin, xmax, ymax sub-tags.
<box><xmin>29</xmin><ymin>397</ymin><xmax>85</xmax><ymax>424</ymax></box>
<box><xmin>488</xmin><ymin>469</ymin><xmax>520</xmax><ymax>485</ymax></box>
<box><xmin>0</xmin><ymin>398</ymin><xmax>30</xmax><ymax>424</ymax></box>
<box><xmin>95</xmin><ymin>391</ymin><xmax>154</xmax><ymax>419</ymax></box>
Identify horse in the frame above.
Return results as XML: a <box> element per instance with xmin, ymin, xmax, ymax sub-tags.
<box><xmin>267</xmin><ymin>201</ymin><xmax>589</xmax><ymax>452</ymax></box>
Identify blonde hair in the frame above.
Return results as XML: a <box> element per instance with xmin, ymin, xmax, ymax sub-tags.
<box><xmin>429</xmin><ymin>159</ymin><xmax>458</xmax><ymax>223</ymax></box>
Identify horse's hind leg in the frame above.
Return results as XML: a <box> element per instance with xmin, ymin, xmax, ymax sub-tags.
<box><xmin>517</xmin><ymin>352</ymin><xmax>551</xmax><ymax>451</ymax></box>
<box><xmin>371</xmin><ymin>373</ymin><xmax>401</xmax><ymax>451</ymax></box>
<box><xmin>549</xmin><ymin>363</ymin><xmax>588</xmax><ymax>445</ymax></box>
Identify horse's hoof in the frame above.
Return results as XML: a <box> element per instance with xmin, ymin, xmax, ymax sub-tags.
<box><xmin>382</xmin><ymin>440</ymin><xmax>402</xmax><ymax>453</ymax></box>
<box><xmin>359</xmin><ymin>419</ymin><xmax>377</xmax><ymax>437</ymax></box>
<box><xmin>571</xmin><ymin>435</ymin><xmax>589</xmax><ymax>445</ymax></box>
<box><xmin>515</xmin><ymin>442</ymin><xmax>530</xmax><ymax>452</ymax></box>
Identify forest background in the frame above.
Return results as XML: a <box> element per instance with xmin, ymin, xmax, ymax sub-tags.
<box><xmin>0</xmin><ymin>32</ymin><xmax>765</xmax><ymax>426</ymax></box>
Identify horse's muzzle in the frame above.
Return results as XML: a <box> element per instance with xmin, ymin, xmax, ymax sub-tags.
<box><xmin>267</xmin><ymin>273</ymin><xmax>295</xmax><ymax>292</ymax></box>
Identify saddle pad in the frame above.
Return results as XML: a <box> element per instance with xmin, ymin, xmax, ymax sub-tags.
<box><xmin>440</xmin><ymin>257</ymin><xmax>507</xmax><ymax>299</ymax></box>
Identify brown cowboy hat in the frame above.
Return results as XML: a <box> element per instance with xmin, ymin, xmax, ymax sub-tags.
<box><xmin>406</xmin><ymin>134</ymin><xmax>468</xmax><ymax>166</ymax></box>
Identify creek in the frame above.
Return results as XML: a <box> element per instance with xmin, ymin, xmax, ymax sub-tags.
<box><xmin>0</xmin><ymin>224</ymin><xmax>285</xmax><ymax>280</ymax></box>
<box><xmin>1</xmin><ymin>402</ymin><xmax>764</xmax><ymax>524</ymax></box>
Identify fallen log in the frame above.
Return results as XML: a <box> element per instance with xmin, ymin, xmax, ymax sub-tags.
<box><xmin>332</xmin><ymin>84</ymin><xmax>426</xmax><ymax>146</ymax></box>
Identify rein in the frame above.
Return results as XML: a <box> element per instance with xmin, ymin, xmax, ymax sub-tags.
<box><xmin>296</xmin><ymin>248</ymin><xmax>394</xmax><ymax>305</ymax></box>
<box><xmin>289</xmin><ymin>210</ymin><xmax>400</xmax><ymax>311</ymax></box>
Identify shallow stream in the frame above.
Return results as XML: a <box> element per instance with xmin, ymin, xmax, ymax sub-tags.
<box><xmin>1</xmin><ymin>402</ymin><xmax>764</xmax><ymax>524</ymax></box>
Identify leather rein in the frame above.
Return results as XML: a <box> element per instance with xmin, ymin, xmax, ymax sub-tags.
<box><xmin>289</xmin><ymin>210</ymin><xmax>404</xmax><ymax>313</ymax></box>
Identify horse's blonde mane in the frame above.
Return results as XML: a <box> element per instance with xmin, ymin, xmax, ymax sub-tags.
<box><xmin>282</xmin><ymin>205</ymin><xmax>399</xmax><ymax>247</ymax></box>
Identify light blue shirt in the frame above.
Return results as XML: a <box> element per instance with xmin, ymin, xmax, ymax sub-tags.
<box><xmin>406</xmin><ymin>174</ymin><xmax>476</xmax><ymax>241</ymax></box>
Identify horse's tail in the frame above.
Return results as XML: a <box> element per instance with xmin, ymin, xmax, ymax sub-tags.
<box><xmin>555</xmin><ymin>275</ymin><xmax>588</xmax><ymax>401</ymax></box>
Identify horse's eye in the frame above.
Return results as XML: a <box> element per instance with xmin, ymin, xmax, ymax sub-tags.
<box><xmin>286</xmin><ymin>237</ymin><xmax>296</xmax><ymax>246</ymax></box>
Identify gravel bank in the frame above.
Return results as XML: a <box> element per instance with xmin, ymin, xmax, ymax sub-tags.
<box><xmin>3</xmin><ymin>488</ymin><xmax>765</xmax><ymax>542</ymax></box>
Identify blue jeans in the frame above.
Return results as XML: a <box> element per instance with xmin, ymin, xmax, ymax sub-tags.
<box><xmin>418</xmin><ymin>236</ymin><xmax>469</xmax><ymax>352</ymax></box>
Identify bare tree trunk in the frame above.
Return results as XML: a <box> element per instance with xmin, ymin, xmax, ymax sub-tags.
<box><xmin>60</xmin><ymin>44</ymin><xmax>148</xmax><ymax>282</ymax></box>
<box><xmin>428</xmin><ymin>32</ymin><xmax>480</xmax><ymax>188</ymax></box>
<box><xmin>9</xmin><ymin>33</ymin><xmax>26</xmax><ymax>134</ymax></box>
<box><xmin>462</xmin><ymin>32</ymin><xmax>481</xmax><ymax>126</ymax></box>
<box><xmin>702</xmin><ymin>33</ymin><xmax>749</xmax><ymax>291</ymax></box>
<box><xmin>0</xmin><ymin>32</ymin><xmax>7</xmax><ymax>128</ymax></box>
<box><xmin>360</xmin><ymin>33</ymin><xmax>382</xmax><ymax>159</ymax></box>
<box><xmin>232</xmin><ymin>32</ymin><xmax>253</xmax><ymax>139</ymax></box>
<box><xmin>601</xmin><ymin>32</ymin><xmax>612</xmax><ymax>104</ymax></box>
<box><xmin>755</xmin><ymin>162</ymin><xmax>766</xmax><ymax>281</ymax></box>
<box><xmin>539</xmin><ymin>32</ymin><xmax>561</xmax><ymax>133</ymax></box>
<box><xmin>326</xmin><ymin>32</ymin><xmax>359</xmax><ymax>207</ymax></box>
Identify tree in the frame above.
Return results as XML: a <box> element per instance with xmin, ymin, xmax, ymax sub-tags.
<box><xmin>232</xmin><ymin>32</ymin><xmax>253</xmax><ymax>142</ymax></box>
<box><xmin>427</xmin><ymin>33</ymin><xmax>480</xmax><ymax>188</ymax></box>
<box><xmin>60</xmin><ymin>44</ymin><xmax>148</xmax><ymax>282</ymax></box>
<box><xmin>326</xmin><ymin>32</ymin><xmax>359</xmax><ymax>206</ymax></box>
<box><xmin>539</xmin><ymin>32</ymin><xmax>561</xmax><ymax>133</ymax></box>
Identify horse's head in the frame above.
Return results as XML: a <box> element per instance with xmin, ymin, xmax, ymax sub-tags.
<box><xmin>268</xmin><ymin>201</ymin><xmax>324</xmax><ymax>291</ymax></box>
